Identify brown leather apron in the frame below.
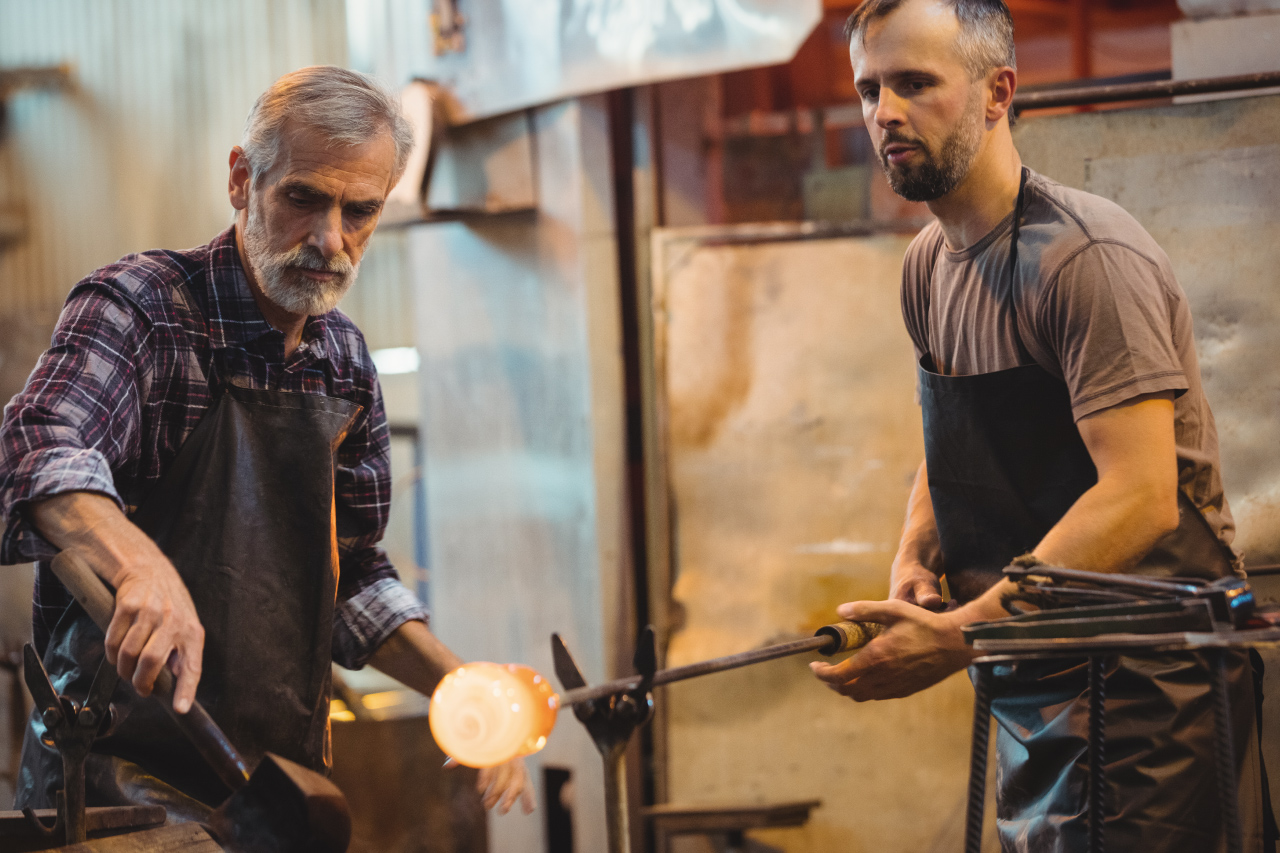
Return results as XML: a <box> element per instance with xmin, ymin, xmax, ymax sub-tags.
<box><xmin>16</xmin><ymin>379</ymin><xmax>360</xmax><ymax>823</ymax></box>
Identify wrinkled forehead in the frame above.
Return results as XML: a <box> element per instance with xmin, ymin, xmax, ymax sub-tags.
<box><xmin>850</xmin><ymin>0</ymin><xmax>968</xmax><ymax>81</ymax></box>
<box><xmin>261</xmin><ymin>121</ymin><xmax>398</xmax><ymax>197</ymax></box>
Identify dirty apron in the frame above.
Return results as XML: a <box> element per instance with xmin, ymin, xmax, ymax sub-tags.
<box><xmin>17</xmin><ymin>378</ymin><xmax>360</xmax><ymax>823</ymax></box>
<box><xmin>920</xmin><ymin>169</ymin><xmax>1266</xmax><ymax>852</ymax></box>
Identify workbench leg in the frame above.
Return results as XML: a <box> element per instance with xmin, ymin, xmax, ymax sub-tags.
<box><xmin>1210</xmin><ymin>650</ymin><xmax>1243</xmax><ymax>853</ymax></box>
<box><xmin>965</xmin><ymin>663</ymin><xmax>994</xmax><ymax>853</ymax></box>
<box><xmin>1087</xmin><ymin>655</ymin><xmax>1107</xmax><ymax>853</ymax></box>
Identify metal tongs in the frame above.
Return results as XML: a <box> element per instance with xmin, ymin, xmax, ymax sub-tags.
<box><xmin>1002</xmin><ymin>560</ymin><xmax>1256</xmax><ymax>628</ymax></box>
<box><xmin>20</xmin><ymin>645</ymin><xmax>129</xmax><ymax>846</ymax></box>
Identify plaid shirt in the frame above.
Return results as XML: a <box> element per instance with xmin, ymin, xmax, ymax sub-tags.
<box><xmin>0</xmin><ymin>227</ymin><xmax>426</xmax><ymax>668</ymax></box>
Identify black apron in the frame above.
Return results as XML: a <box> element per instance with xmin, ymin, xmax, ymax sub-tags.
<box><xmin>921</xmin><ymin>168</ymin><xmax>1266</xmax><ymax>852</ymax></box>
<box><xmin>16</xmin><ymin>378</ymin><xmax>360</xmax><ymax>823</ymax></box>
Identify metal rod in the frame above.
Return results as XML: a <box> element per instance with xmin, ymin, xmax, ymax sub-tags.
<box><xmin>61</xmin><ymin>756</ymin><xmax>86</xmax><ymax>845</ymax></box>
<box><xmin>1005</xmin><ymin>563</ymin><xmax>1203</xmax><ymax>596</ymax></box>
<box><xmin>603</xmin><ymin>746</ymin><xmax>631</xmax><ymax>853</ymax></box>
<box><xmin>1087</xmin><ymin>656</ymin><xmax>1107</xmax><ymax>853</ymax></box>
<box><xmin>964</xmin><ymin>664</ymin><xmax>994</xmax><ymax>853</ymax></box>
<box><xmin>562</xmin><ymin>635</ymin><xmax>832</xmax><ymax>706</ymax></box>
<box><xmin>1013</xmin><ymin>71</ymin><xmax>1280</xmax><ymax>112</ymax></box>
<box><xmin>1210</xmin><ymin>650</ymin><xmax>1243</xmax><ymax>853</ymax></box>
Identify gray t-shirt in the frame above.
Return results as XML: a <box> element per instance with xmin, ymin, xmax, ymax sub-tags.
<box><xmin>900</xmin><ymin>169</ymin><xmax>1236</xmax><ymax>554</ymax></box>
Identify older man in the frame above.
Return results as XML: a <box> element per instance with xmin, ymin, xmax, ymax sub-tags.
<box><xmin>0</xmin><ymin>66</ymin><xmax>531</xmax><ymax>820</ymax></box>
<box><xmin>809</xmin><ymin>0</ymin><xmax>1271</xmax><ymax>850</ymax></box>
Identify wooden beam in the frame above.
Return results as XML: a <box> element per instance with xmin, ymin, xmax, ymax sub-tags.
<box><xmin>0</xmin><ymin>64</ymin><xmax>73</xmax><ymax>101</ymax></box>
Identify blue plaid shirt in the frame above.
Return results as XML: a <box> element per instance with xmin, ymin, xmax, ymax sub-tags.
<box><xmin>0</xmin><ymin>226</ymin><xmax>426</xmax><ymax>668</ymax></box>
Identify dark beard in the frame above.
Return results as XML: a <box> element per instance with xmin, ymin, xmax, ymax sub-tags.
<box><xmin>878</xmin><ymin>101</ymin><xmax>984</xmax><ymax>203</ymax></box>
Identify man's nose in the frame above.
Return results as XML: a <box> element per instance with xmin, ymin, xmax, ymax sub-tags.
<box><xmin>874</xmin><ymin>90</ymin><xmax>907</xmax><ymax>129</ymax></box>
<box><xmin>307</xmin><ymin>206</ymin><xmax>343</xmax><ymax>259</ymax></box>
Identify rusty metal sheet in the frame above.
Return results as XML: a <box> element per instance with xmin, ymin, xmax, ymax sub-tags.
<box><xmin>650</xmin><ymin>224</ymin><xmax>992</xmax><ymax>852</ymax></box>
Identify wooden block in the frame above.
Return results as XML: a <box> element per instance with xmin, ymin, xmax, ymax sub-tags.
<box><xmin>52</xmin><ymin>823</ymin><xmax>221</xmax><ymax>853</ymax></box>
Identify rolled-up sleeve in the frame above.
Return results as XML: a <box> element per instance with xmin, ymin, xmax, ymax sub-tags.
<box><xmin>0</xmin><ymin>285</ymin><xmax>145</xmax><ymax>563</ymax></box>
<box><xmin>331</xmin><ymin>367</ymin><xmax>427</xmax><ymax>669</ymax></box>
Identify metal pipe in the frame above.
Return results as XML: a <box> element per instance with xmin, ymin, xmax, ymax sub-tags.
<box><xmin>562</xmin><ymin>635</ymin><xmax>831</xmax><ymax>706</ymax></box>
<box><xmin>1013</xmin><ymin>71</ymin><xmax>1280</xmax><ymax>112</ymax></box>
<box><xmin>603</xmin><ymin>745</ymin><xmax>631</xmax><ymax>853</ymax></box>
<box><xmin>61</xmin><ymin>758</ymin><xmax>86</xmax><ymax>845</ymax></box>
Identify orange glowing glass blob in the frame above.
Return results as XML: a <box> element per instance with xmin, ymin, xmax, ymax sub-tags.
<box><xmin>428</xmin><ymin>662</ymin><xmax>561</xmax><ymax>768</ymax></box>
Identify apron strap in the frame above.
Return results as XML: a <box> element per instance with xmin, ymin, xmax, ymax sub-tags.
<box><xmin>1007</xmin><ymin>166</ymin><xmax>1035</xmax><ymax>366</ymax></box>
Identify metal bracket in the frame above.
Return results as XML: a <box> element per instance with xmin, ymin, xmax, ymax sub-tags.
<box><xmin>551</xmin><ymin>629</ymin><xmax>657</xmax><ymax>853</ymax></box>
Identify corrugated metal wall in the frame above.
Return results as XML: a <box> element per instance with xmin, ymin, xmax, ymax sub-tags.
<box><xmin>0</xmin><ymin>0</ymin><xmax>349</xmax><ymax>322</ymax></box>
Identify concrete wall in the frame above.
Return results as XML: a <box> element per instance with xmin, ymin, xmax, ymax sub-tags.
<box><xmin>1013</xmin><ymin>94</ymin><xmax>1280</xmax><ymax>567</ymax></box>
<box><xmin>408</xmin><ymin>95</ymin><xmax>627</xmax><ymax>853</ymax></box>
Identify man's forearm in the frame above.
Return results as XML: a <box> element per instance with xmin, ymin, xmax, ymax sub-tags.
<box><xmin>29</xmin><ymin>490</ymin><xmax>206</xmax><ymax>712</ymax></box>
<box><xmin>887</xmin><ymin>460</ymin><xmax>946</xmax><ymax>608</ymax></box>
<box><xmin>894</xmin><ymin>459</ymin><xmax>943</xmax><ymax>573</ymax></box>
<box><xmin>366</xmin><ymin>619</ymin><xmax>465</xmax><ymax>697</ymax></box>
<box><xmin>31</xmin><ymin>491</ymin><xmax>151</xmax><ymax>584</ymax></box>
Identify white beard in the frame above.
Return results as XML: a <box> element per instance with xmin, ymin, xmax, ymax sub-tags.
<box><xmin>242</xmin><ymin>197</ymin><xmax>359</xmax><ymax>316</ymax></box>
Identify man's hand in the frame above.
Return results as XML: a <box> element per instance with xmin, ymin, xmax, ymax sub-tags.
<box><xmin>888</xmin><ymin>560</ymin><xmax>944</xmax><ymax>611</ymax></box>
<box><xmin>106</xmin><ymin>544</ymin><xmax>204</xmax><ymax>712</ymax></box>
<box><xmin>474</xmin><ymin>758</ymin><xmax>536</xmax><ymax>815</ymax></box>
<box><xmin>370</xmin><ymin>621</ymin><xmax>538</xmax><ymax>815</ymax></box>
<box><xmin>31</xmin><ymin>492</ymin><xmax>204</xmax><ymax>713</ymax></box>
<box><xmin>809</xmin><ymin>599</ymin><xmax>975</xmax><ymax>701</ymax></box>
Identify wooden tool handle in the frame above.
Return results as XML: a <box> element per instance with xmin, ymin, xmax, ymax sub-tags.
<box><xmin>50</xmin><ymin>548</ymin><xmax>252</xmax><ymax>791</ymax></box>
<box><xmin>814</xmin><ymin>620</ymin><xmax>886</xmax><ymax>656</ymax></box>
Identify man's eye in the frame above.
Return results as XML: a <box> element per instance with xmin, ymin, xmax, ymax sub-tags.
<box><xmin>861</xmin><ymin>87</ymin><xmax>880</xmax><ymax>102</ymax></box>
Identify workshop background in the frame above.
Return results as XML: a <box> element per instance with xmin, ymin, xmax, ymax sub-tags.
<box><xmin>1</xmin><ymin>1</ymin><xmax>1278</xmax><ymax>852</ymax></box>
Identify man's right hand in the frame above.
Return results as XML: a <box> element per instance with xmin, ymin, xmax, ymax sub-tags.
<box><xmin>31</xmin><ymin>492</ymin><xmax>204</xmax><ymax>713</ymax></box>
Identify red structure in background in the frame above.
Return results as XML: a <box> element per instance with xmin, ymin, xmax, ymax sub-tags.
<box><xmin>722</xmin><ymin>0</ymin><xmax>1184</xmax><ymax>119</ymax></box>
<box><xmin>692</xmin><ymin>0</ymin><xmax>1185</xmax><ymax>223</ymax></box>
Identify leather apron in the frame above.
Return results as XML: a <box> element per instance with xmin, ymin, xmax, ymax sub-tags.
<box><xmin>920</xmin><ymin>169</ymin><xmax>1267</xmax><ymax>852</ymax></box>
<box><xmin>16</xmin><ymin>377</ymin><xmax>360</xmax><ymax>823</ymax></box>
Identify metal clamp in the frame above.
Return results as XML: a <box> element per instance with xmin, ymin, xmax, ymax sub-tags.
<box><xmin>552</xmin><ymin>628</ymin><xmax>657</xmax><ymax>853</ymax></box>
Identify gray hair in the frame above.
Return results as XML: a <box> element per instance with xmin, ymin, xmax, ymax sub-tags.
<box><xmin>240</xmin><ymin>65</ymin><xmax>414</xmax><ymax>184</ymax></box>
<box><xmin>844</xmin><ymin>0</ymin><xmax>1016</xmax><ymax>79</ymax></box>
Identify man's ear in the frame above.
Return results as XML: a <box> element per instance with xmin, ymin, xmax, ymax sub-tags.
<box><xmin>228</xmin><ymin>147</ymin><xmax>251</xmax><ymax>212</ymax></box>
<box><xmin>987</xmin><ymin>66</ymin><xmax>1017</xmax><ymax>124</ymax></box>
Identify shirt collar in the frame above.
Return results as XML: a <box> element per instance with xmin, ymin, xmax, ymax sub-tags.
<box><xmin>201</xmin><ymin>226</ymin><xmax>334</xmax><ymax>362</ymax></box>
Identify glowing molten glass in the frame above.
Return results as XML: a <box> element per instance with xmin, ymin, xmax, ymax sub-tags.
<box><xmin>429</xmin><ymin>663</ymin><xmax>560</xmax><ymax>768</ymax></box>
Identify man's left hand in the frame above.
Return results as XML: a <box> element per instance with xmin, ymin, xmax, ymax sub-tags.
<box><xmin>809</xmin><ymin>599</ymin><xmax>976</xmax><ymax>701</ymax></box>
<box><xmin>445</xmin><ymin>756</ymin><xmax>535</xmax><ymax>815</ymax></box>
